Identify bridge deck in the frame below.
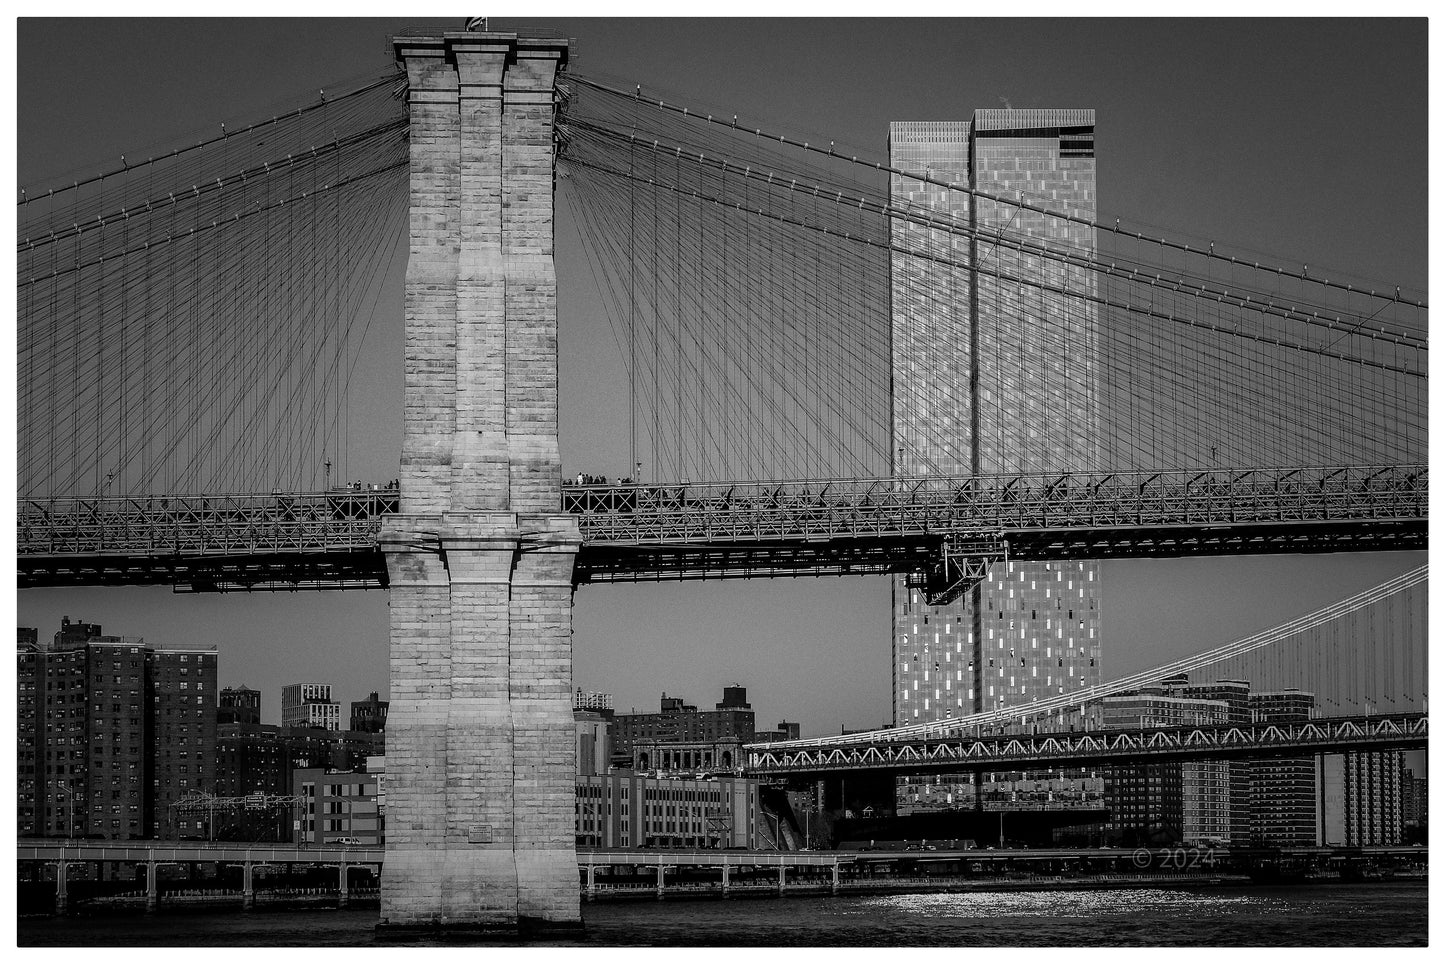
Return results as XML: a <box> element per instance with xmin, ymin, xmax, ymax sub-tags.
<box><xmin>17</xmin><ymin>464</ymin><xmax>1426</xmax><ymax>590</ymax></box>
<box><xmin>746</xmin><ymin>713</ymin><xmax>1428</xmax><ymax>778</ymax></box>
<box><xmin>13</xmin><ymin>839</ymin><xmax>840</xmax><ymax>869</ymax></box>
<box><xmin>16</xmin><ymin>839</ymin><xmax>1424</xmax><ymax>866</ymax></box>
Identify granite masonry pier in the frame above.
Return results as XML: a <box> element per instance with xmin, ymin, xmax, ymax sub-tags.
<box><xmin>379</xmin><ymin>28</ymin><xmax>579</xmax><ymax>934</ymax></box>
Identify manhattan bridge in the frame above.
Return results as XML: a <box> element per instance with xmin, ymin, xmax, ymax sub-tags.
<box><xmin>16</xmin><ymin>25</ymin><xmax>1426</xmax><ymax>932</ymax></box>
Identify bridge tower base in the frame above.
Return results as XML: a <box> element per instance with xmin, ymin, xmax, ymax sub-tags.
<box><xmin>381</xmin><ymin>29</ymin><xmax>578</xmax><ymax>935</ymax></box>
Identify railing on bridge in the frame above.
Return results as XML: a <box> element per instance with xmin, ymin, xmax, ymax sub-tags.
<box><xmin>569</xmin><ymin>463</ymin><xmax>1428</xmax><ymax>582</ymax></box>
<box><xmin>15</xmin><ymin>839</ymin><xmax>386</xmax><ymax>863</ymax></box>
<box><xmin>15</xmin><ymin>464</ymin><xmax>1427</xmax><ymax>590</ymax></box>
<box><xmin>746</xmin><ymin>713</ymin><xmax>1428</xmax><ymax>777</ymax></box>
<box><xmin>568</xmin><ymin>464</ymin><xmax>1427</xmax><ymax>539</ymax></box>
<box><xmin>17</xmin><ymin>489</ymin><xmax>398</xmax><ymax>589</ymax></box>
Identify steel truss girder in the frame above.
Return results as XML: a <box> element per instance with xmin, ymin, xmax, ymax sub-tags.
<box><xmin>568</xmin><ymin>463</ymin><xmax>1426</xmax><ymax>582</ymax></box>
<box><xmin>18</xmin><ymin>550</ymin><xmax>389</xmax><ymax>592</ymax></box>
<box><xmin>905</xmin><ymin>535</ymin><xmax>1008</xmax><ymax>606</ymax></box>
<box><xmin>15</xmin><ymin>464</ymin><xmax>1428</xmax><ymax>590</ymax></box>
<box><xmin>16</xmin><ymin>491</ymin><xmax>397</xmax><ymax>591</ymax></box>
<box><xmin>566</xmin><ymin>464</ymin><xmax>1427</xmax><ymax>545</ymax></box>
<box><xmin>745</xmin><ymin>713</ymin><xmax>1428</xmax><ymax>776</ymax></box>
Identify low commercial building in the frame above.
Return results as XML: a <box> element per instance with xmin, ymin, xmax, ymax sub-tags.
<box><xmin>576</xmin><ymin>771</ymin><xmax>765</xmax><ymax>849</ymax></box>
<box><xmin>632</xmin><ymin>737</ymin><xmax>745</xmax><ymax>774</ymax></box>
<box><xmin>572</xmin><ymin>697</ymin><xmax>767</xmax><ymax>849</ymax></box>
<box><xmin>576</xmin><ymin>709</ymin><xmax>612</xmax><ymax>777</ymax></box>
<box><xmin>293</xmin><ymin>768</ymin><xmax>382</xmax><ymax>846</ymax></box>
<box><xmin>348</xmin><ymin>692</ymin><xmax>388</xmax><ymax>733</ymax></box>
<box><xmin>217</xmin><ymin>686</ymin><xmax>262</xmax><ymax>726</ymax></box>
<box><xmin>215</xmin><ymin>721</ymin><xmax>382</xmax><ymax>842</ymax></box>
<box><xmin>608</xmin><ymin>687</ymin><xmax>757</xmax><ymax>767</ymax></box>
<box><xmin>573</xmin><ymin>689</ymin><xmax>614</xmax><ymax>714</ymax></box>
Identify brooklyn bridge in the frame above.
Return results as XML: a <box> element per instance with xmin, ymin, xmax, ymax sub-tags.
<box><xmin>16</xmin><ymin>21</ymin><xmax>1426</xmax><ymax>933</ymax></box>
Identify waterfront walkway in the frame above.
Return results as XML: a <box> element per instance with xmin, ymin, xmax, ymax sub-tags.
<box><xmin>18</xmin><ymin>840</ymin><xmax>1425</xmax><ymax>914</ymax></box>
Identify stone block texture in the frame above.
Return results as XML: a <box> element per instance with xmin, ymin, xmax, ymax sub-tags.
<box><xmin>381</xmin><ymin>32</ymin><xmax>579</xmax><ymax>933</ymax></box>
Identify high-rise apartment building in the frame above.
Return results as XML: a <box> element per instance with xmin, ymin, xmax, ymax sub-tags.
<box><xmin>889</xmin><ymin>112</ymin><xmax>1101</xmax><ymax>810</ymax></box>
<box><xmin>1101</xmin><ymin>689</ymin><xmax>1232</xmax><ymax>845</ymax></box>
<box><xmin>17</xmin><ymin>628</ymin><xmax>42</xmax><ymax>836</ymax></box>
<box><xmin>1401</xmin><ymin>767</ymin><xmax>1427</xmax><ymax>835</ymax></box>
<box><xmin>1179</xmin><ymin>679</ymin><xmax>1253</xmax><ymax>846</ymax></box>
<box><xmin>16</xmin><ymin>618</ymin><xmax>216</xmax><ymax>840</ymax></box>
<box><xmin>282</xmin><ymin>682</ymin><xmax>341</xmax><ymax>731</ymax></box>
<box><xmin>28</xmin><ymin>618</ymin><xmax>105</xmax><ymax>835</ymax></box>
<box><xmin>215</xmin><ymin>722</ymin><xmax>291</xmax><ymax>797</ymax></box>
<box><xmin>149</xmin><ymin>647</ymin><xmax>219</xmax><ymax>838</ymax></box>
<box><xmin>1318</xmin><ymin>750</ymin><xmax>1405</xmax><ymax>846</ymax></box>
<box><xmin>1249</xmin><ymin>689</ymin><xmax>1318</xmax><ymax>845</ymax></box>
<box><xmin>87</xmin><ymin>636</ymin><xmax>154</xmax><ymax>840</ymax></box>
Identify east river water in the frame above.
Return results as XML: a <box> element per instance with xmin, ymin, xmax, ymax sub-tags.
<box><xmin>17</xmin><ymin>881</ymin><xmax>1427</xmax><ymax>946</ymax></box>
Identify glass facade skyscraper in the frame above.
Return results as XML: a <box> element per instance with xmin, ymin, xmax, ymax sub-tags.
<box><xmin>889</xmin><ymin>111</ymin><xmax>1101</xmax><ymax>813</ymax></box>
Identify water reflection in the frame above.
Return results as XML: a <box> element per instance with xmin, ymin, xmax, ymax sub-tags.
<box><xmin>18</xmin><ymin>883</ymin><xmax>1426</xmax><ymax>947</ymax></box>
<box><xmin>860</xmin><ymin>888</ymin><xmax>1269</xmax><ymax>917</ymax></box>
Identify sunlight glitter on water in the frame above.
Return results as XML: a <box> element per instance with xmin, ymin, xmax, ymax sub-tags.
<box><xmin>17</xmin><ymin>882</ymin><xmax>1427</xmax><ymax>947</ymax></box>
<box><xmin>856</xmin><ymin>888</ymin><xmax>1275</xmax><ymax>917</ymax></box>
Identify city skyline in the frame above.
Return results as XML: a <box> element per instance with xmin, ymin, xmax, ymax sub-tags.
<box><xmin>20</xmin><ymin>611</ymin><xmax>1415</xmax><ymax>849</ymax></box>
<box><xmin>13</xmin><ymin>17</ymin><xmax>1427</xmax><ymax>742</ymax></box>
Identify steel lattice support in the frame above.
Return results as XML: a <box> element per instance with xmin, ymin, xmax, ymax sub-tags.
<box><xmin>746</xmin><ymin>713</ymin><xmax>1428</xmax><ymax>777</ymax></box>
<box><xmin>14</xmin><ymin>463</ymin><xmax>1428</xmax><ymax>590</ymax></box>
<box><xmin>905</xmin><ymin>534</ymin><xmax>1008</xmax><ymax>606</ymax></box>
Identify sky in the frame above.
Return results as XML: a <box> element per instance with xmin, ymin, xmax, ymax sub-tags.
<box><xmin>10</xmin><ymin>14</ymin><xmax>1430</xmax><ymax>736</ymax></box>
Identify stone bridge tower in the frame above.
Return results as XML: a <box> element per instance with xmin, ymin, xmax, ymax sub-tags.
<box><xmin>381</xmin><ymin>29</ymin><xmax>578</xmax><ymax>933</ymax></box>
